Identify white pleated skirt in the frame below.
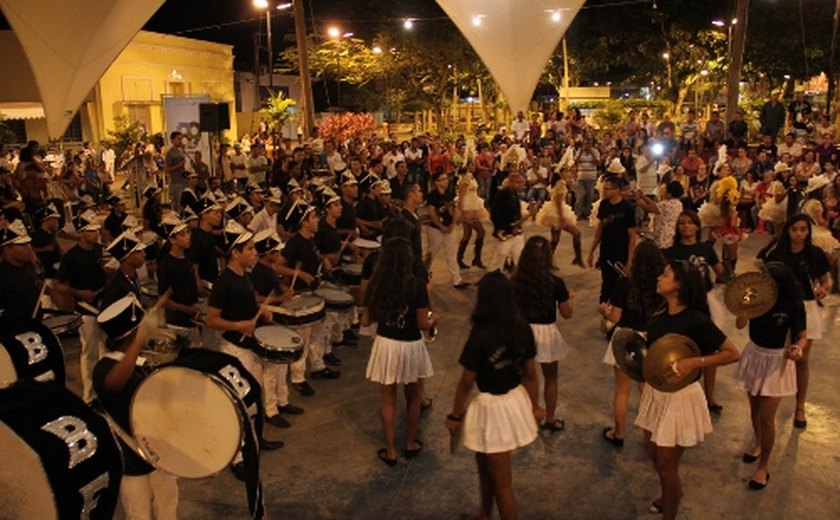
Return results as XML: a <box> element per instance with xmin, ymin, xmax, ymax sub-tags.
<box><xmin>463</xmin><ymin>385</ymin><xmax>539</xmax><ymax>454</ymax></box>
<box><xmin>530</xmin><ymin>323</ymin><xmax>568</xmax><ymax>363</ymax></box>
<box><xmin>707</xmin><ymin>287</ymin><xmax>727</xmax><ymax>329</ymax></box>
<box><xmin>805</xmin><ymin>299</ymin><xmax>824</xmax><ymax>340</ymax></box>
<box><xmin>635</xmin><ymin>381</ymin><xmax>712</xmax><ymax>448</ymax></box>
<box><xmin>365</xmin><ymin>335</ymin><xmax>434</xmax><ymax>385</ymax></box>
<box><xmin>733</xmin><ymin>341</ymin><xmax>797</xmax><ymax>397</ymax></box>
<box><xmin>602</xmin><ymin>327</ymin><xmax>646</xmax><ymax>366</ymax></box>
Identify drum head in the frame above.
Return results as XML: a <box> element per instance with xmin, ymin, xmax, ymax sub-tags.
<box><xmin>0</xmin><ymin>349</ymin><xmax>16</xmax><ymax>388</ymax></box>
<box><xmin>315</xmin><ymin>288</ymin><xmax>354</xmax><ymax>305</ymax></box>
<box><xmin>0</xmin><ymin>425</ymin><xmax>58</xmax><ymax>519</ymax></box>
<box><xmin>341</xmin><ymin>263</ymin><xmax>363</xmax><ymax>275</ymax></box>
<box><xmin>254</xmin><ymin>325</ymin><xmax>303</xmax><ymax>350</ymax></box>
<box><xmin>131</xmin><ymin>367</ymin><xmax>243</xmax><ymax>479</ymax></box>
<box><xmin>352</xmin><ymin>238</ymin><xmax>381</xmax><ymax>250</ymax></box>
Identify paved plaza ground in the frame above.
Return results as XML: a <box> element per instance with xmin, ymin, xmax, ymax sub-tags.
<box><xmin>59</xmin><ymin>222</ymin><xmax>840</xmax><ymax>519</ymax></box>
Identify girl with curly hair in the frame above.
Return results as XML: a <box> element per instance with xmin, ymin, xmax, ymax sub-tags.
<box><xmin>599</xmin><ymin>239</ymin><xmax>665</xmax><ymax>446</ymax></box>
<box><xmin>362</xmin><ymin>236</ymin><xmax>439</xmax><ymax>466</ymax></box>
<box><xmin>511</xmin><ymin>235</ymin><xmax>574</xmax><ymax>431</ymax></box>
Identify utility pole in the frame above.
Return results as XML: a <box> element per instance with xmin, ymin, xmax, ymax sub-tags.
<box><xmin>562</xmin><ymin>37</ymin><xmax>570</xmax><ymax>112</ymax></box>
<box><xmin>828</xmin><ymin>0</ymin><xmax>840</xmax><ymax>116</ymax></box>
<box><xmin>266</xmin><ymin>9</ymin><xmax>274</xmax><ymax>93</ymax></box>
<box><xmin>293</xmin><ymin>0</ymin><xmax>315</xmax><ymax>137</ymax></box>
<box><xmin>725</xmin><ymin>0</ymin><xmax>749</xmax><ymax>128</ymax></box>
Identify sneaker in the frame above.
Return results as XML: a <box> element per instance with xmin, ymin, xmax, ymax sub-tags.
<box><xmin>292</xmin><ymin>381</ymin><xmax>315</xmax><ymax>396</ymax></box>
<box><xmin>260</xmin><ymin>438</ymin><xmax>285</xmax><ymax>450</ymax></box>
<box><xmin>323</xmin><ymin>352</ymin><xmax>342</xmax><ymax>366</ymax></box>
<box><xmin>311</xmin><ymin>367</ymin><xmax>341</xmax><ymax>380</ymax></box>
<box><xmin>266</xmin><ymin>414</ymin><xmax>291</xmax><ymax>428</ymax></box>
<box><xmin>278</xmin><ymin>404</ymin><xmax>305</xmax><ymax>415</ymax></box>
<box><xmin>230</xmin><ymin>462</ymin><xmax>246</xmax><ymax>481</ymax></box>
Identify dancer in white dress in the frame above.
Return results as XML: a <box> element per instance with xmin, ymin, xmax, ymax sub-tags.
<box><xmin>456</xmin><ymin>161</ymin><xmax>488</xmax><ymax>269</ymax></box>
<box><xmin>536</xmin><ymin>180</ymin><xmax>584</xmax><ymax>265</ymax></box>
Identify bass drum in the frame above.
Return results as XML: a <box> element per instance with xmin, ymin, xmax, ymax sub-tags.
<box><xmin>129</xmin><ymin>349</ymin><xmax>263</xmax><ymax>479</ymax></box>
<box><xmin>0</xmin><ymin>382</ymin><xmax>123</xmax><ymax>520</ymax></box>
<box><xmin>0</xmin><ymin>316</ymin><xmax>65</xmax><ymax>389</ymax></box>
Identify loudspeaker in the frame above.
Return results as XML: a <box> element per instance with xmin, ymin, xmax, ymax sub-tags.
<box><xmin>199</xmin><ymin>103</ymin><xmax>230</xmax><ymax>132</ymax></box>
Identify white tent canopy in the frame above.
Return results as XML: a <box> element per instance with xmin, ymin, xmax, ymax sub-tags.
<box><xmin>435</xmin><ymin>0</ymin><xmax>584</xmax><ymax>114</ymax></box>
<box><xmin>0</xmin><ymin>0</ymin><xmax>164</xmax><ymax>138</ymax></box>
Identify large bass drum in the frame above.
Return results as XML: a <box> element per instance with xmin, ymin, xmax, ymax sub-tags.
<box><xmin>0</xmin><ymin>316</ymin><xmax>65</xmax><ymax>388</ymax></box>
<box><xmin>129</xmin><ymin>348</ymin><xmax>263</xmax><ymax>479</ymax></box>
<box><xmin>0</xmin><ymin>382</ymin><xmax>123</xmax><ymax>520</ymax></box>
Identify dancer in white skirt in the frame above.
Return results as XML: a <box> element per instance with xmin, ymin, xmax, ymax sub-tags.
<box><xmin>511</xmin><ymin>236</ymin><xmax>573</xmax><ymax>432</ymax></box>
<box><xmin>446</xmin><ymin>272</ymin><xmax>542</xmax><ymax>520</ymax></box>
<box><xmin>664</xmin><ymin>210</ymin><xmax>727</xmax><ymax>413</ymax></box>
<box><xmin>536</xmin><ymin>179</ymin><xmax>584</xmax><ymax>266</ymax></box>
<box><xmin>362</xmin><ymin>236</ymin><xmax>438</xmax><ymax>466</ymax></box>
<box><xmin>456</xmin><ymin>161</ymin><xmax>488</xmax><ymax>269</ymax></box>
<box><xmin>598</xmin><ymin>240</ymin><xmax>664</xmax><ymax>446</ymax></box>
<box><xmin>635</xmin><ymin>260</ymin><xmax>740</xmax><ymax>519</ymax></box>
<box><xmin>757</xmin><ymin>214</ymin><xmax>831</xmax><ymax>429</ymax></box>
<box><xmin>733</xmin><ymin>262</ymin><xmax>807</xmax><ymax>490</ymax></box>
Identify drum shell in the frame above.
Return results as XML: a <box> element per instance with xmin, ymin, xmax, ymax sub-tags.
<box><xmin>315</xmin><ymin>288</ymin><xmax>355</xmax><ymax>311</ymax></box>
<box><xmin>337</xmin><ymin>264</ymin><xmax>363</xmax><ymax>287</ymax></box>
<box><xmin>269</xmin><ymin>295</ymin><xmax>326</xmax><ymax>327</ymax></box>
<box><xmin>42</xmin><ymin>311</ymin><xmax>83</xmax><ymax>336</ymax></box>
<box><xmin>251</xmin><ymin>326</ymin><xmax>304</xmax><ymax>364</ymax></box>
<box><xmin>0</xmin><ymin>382</ymin><xmax>123</xmax><ymax>520</ymax></box>
<box><xmin>0</xmin><ymin>316</ymin><xmax>65</xmax><ymax>388</ymax></box>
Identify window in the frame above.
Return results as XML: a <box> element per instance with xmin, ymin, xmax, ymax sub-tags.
<box><xmin>62</xmin><ymin>112</ymin><xmax>83</xmax><ymax>143</ymax></box>
<box><xmin>2</xmin><ymin>119</ymin><xmax>27</xmax><ymax>143</ymax></box>
<box><xmin>126</xmin><ymin>104</ymin><xmax>152</xmax><ymax>133</ymax></box>
<box><xmin>166</xmin><ymin>82</ymin><xmax>189</xmax><ymax>96</ymax></box>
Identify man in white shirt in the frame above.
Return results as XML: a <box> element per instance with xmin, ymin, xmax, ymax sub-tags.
<box><xmin>248</xmin><ymin>188</ymin><xmax>282</xmax><ymax>234</ymax></box>
<box><xmin>100</xmin><ymin>143</ymin><xmax>116</xmax><ymax>182</ymax></box>
<box><xmin>382</xmin><ymin>142</ymin><xmax>404</xmax><ymax>179</ymax></box>
<box><xmin>511</xmin><ymin>111</ymin><xmax>529</xmax><ymax>142</ymax></box>
<box><xmin>247</xmin><ymin>146</ymin><xmax>270</xmax><ymax>187</ymax></box>
<box><xmin>230</xmin><ymin>143</ymin><xmax>248</xmax><ymax>189</ymax></box>
<box><xmin>324</xmin><ymin>141</ymin><xmax>346</xmax><ymax>176</ymax></box>
<box><xmin>776</xmin><ymin>132</ymin><xmax>804</xmax><ymax>159</ymax></box>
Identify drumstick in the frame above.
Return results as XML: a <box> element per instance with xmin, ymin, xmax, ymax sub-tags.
<box><xmin>289</xmin><ymin>260</ymin><xmax>304</xmax><ymax>289</ymax></box>
<box><xmin>148</xmin><ymin>288</ymin><xmax>174</xmax><ymax>315</ymax></box>
<box><xmin>239</xmin><ymin>289</ymin><xmax>276</xmax><ymax>342</ymax></box>
<box><xmin>31</xmin><ymin>281</ymin><xmax>48</xmax><ymax>319</ymax></box>
<box><xmin>335</xmin><ymin>234</ymin><xmax>354</xmax><ymax>259</ymax></box>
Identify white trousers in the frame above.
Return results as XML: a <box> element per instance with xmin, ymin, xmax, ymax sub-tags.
<box><xmin>79</xmin><ymin>315</ymin><xmax>105</xmax><ymax>402</ymax></box>
<box><xmin>290</xmin><ymin>320</ymin><xmax>326</xmax><ymax>383</ymax></box>
<box><xmin>323</xmin><ymin>309</ymin><xmax>351</xmax><ymax>351</ymax></box>
<box><xmin>490</xmin><ymin>234</ymin><xmax>525</xmax><ymax>272</ymax></box>
<box><xmin>220</xmin><ymin>340</ymin><xmax>263</xmax><ymax>382</ymax></box>
<box><xmin>426</xmin><ymin>227</ymin><xmax>463</xmax><ymax>285</ymax></box>
<box><xmin>262</xmin><ymin>361</ymin><xmax>289</xmax><ymax>416</ymax></box>
<box><xmin>120</xmin><ymin>470</ymin><xmax>179</xmax><ymax>520</ymax></box>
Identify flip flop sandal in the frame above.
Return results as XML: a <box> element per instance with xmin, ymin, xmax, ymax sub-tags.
<box><xmin>541</xmin><ymin>419</ymin><xmax>565</xmax><ymax>432</ymax></box>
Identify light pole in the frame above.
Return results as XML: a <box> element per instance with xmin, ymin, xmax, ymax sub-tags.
<box><xmin>327</xmin><ymin>27</ymin><xmax>353</xmax><ymax>109</ymax></box>
<box><xmin>253</xmin><ymin>1</ymin><xmax>292</xmax><ymax>95</ymax></box>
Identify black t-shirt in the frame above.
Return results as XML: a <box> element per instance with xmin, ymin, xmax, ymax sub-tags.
<box><xmin>665</xmin><ymin>242</ymin><xmax>719</xmax><ymax>292</ymax></box>
<box><xmin>426</xmin><ymin>189</ymin><xmax>455</xmax><ymax>228</ymax></box>
<box><xmin>517</xmin><ymin>274</ymin><xmax>570</xmax><ymax>324</ymax></box>
<box><xmin>459</xmin><ymin>323</ymin><xmax>537</xmax><ymax>395</ymax></box>
<box><xmin>315</xmin><ymin>220</ymin><xmax>342</xmax><ymax>255</ymax></box>
<box><xmin>400</xmin><ymin>208</ymin><xmax>423</xmax><ymax>261</ymax></box>
<box><xmin>158</xmin><ymin>253</ymin><xmax>198</xmax><ymax>327</ymax></box>
<box><xmin>367</xmin><ymin>276</ymin><xmax>429</xmax><ymax>341</ymax></box>
<box><xmin>361</xmin><ymin>250</ymin><xmax>428</xmax><ymax>283</ymax></box>
<box><xmin>190</xmin><ymin>228</ymin><xmax>219</xmax><ymax>283</ymax></box>
<box><xmin>143</xmin><ymin>198</ymin><xmax>162</xmax><ymax>234</ymax></box>
<box><xmin>597</xmin><ymin>199</ymin><xmax>636</xmax><ymax>261</ymax></box>
<box><xmin>761</xmin><ymin>245</ymin><xmax>830</xmax><ymax>301</ymax></box>
<box><xmin>491</xmin><ymin>189</ymin><xmax>520</xmax><ymax>234</ymax></box>
<box><xmin>103</xmin><ymin>211</ymin><xmax>126</xmax><ymax>241</ymax></box>
<box><xmin>208</xmin><ymin>268</ymin><xmax>258</xmax><ymax>347</ymax></box>
<box><xmin>608</xmin><ymin>276</ymin><xmax>649</xmax><ymax>331</ymax></box>
<box><xmin>749</xmin><ymin>298</ymin><xmax>806</xmax><ymax>349</ymax></box>
<box><xmin>281</xmin><ymin>234</ymin><xmax>321</xmax><ymax>291</ymax></box>
<box><xmin>647</xmin><ymin>307</ymin><xmax>727</xmax><ymax>381</ymax></box>
<box><xmin>337</xmin><ymin>199</ymin><xmax>357</xmax><ymax>231</ymax></box>
<box><xmin>92</xmin><ymin>357</ymin><xmax>154</xmax><ymax>475</ymax></box>
<box><xmin>356</xmin><ymin>196</ymin><xmax>386</xmax><ymax>223</ymax></box>
<box><xmin>30</xmin><ymin>227</ymin><xmax>61</xmax><ymax>278</ymax></box>
<box><xmin>250</xmin><ymin>261</ymin><xmax>280</xmax><ymax>297</ymax></box>
<box><xmin>58</xmin><ymin>244</ymin><xmax>105</xmax><ymax>291</ymax></box>
<box><xmin>99</xmin><ymin>271</ymin><xmax>140</xmax><ymax>310</ymax></box>
<box><xmin>0</xmin><ymin>260</ymin><xmax>41</xmax><ymax>320</ymax></box>
<box><xmin>180</xmin><ymin>188</ymin><xmax>200</xmax><ymax>215</ymax></box>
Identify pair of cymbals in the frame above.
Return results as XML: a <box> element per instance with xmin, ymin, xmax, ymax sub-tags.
<box><xmin>724</xmin><ymin>272</ymin><xmax>778</xmax><ymax>319</ymax></box>
<box><xmin>613</xmin><ymin>330</ymin><xmax>701</xmax><ymax>392</ymax></box>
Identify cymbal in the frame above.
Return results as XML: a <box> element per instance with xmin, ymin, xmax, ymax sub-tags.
<box><xmin>611</xmin><ymin>328</ymin><xmax>647</xmax><ymax>382</ymax></box>
<box><xmin>724</xmin><ymin>272</ymin><xmax>778</xmax><ymax>319</ymax></box>
<box><xmin>643</xmin><ymin>334</ymin><xmax>701</xmax><ymax>393</ymax></box>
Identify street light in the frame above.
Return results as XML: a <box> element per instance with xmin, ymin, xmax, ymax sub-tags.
<box><xmin>403</xmin><ymin>19</ymin><xmax>413</xmax><ymax>30</ymax></box>
<box><xmin>372</xmin><ymin>46</ymin><xmax>383</xmax><ymax>54</ymax></box>
<box><xmin>327</xmin><ymin>27</ymin><xmax>353</xmax><ymax>108</ymax></box>
<box><xmin>253</xmin><ymin>0</ymin><xmax>292</xmax><ymax>94</ymax></box>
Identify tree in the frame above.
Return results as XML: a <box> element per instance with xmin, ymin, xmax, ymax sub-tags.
<box><xmin>259</xmin><ymin>89</ymin><xmax>297</xmax><ymax>135</ymax></box>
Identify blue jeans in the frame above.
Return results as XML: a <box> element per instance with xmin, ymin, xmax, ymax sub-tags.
<box><xmin>526</xmin><ymin>187</ymin><xmax>547</xmax><ymax>203</ymax></box>
<box><xmin>575</xmin><ymin>178</ymin><xmax>596</xmax><ymax>219</ymax></box>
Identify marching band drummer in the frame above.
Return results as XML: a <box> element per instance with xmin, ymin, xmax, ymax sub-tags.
<box><xmin>157</xmin><ymin>216</ymin><xmax>202</xmax><ymax>344</ymax></box>
<box><xmin>191</xmin><ymin>196</ymin><xmax>224</xmax><ymax>299</ymax></box>
<box><xmin>102</xmin><ymin>195</ymin><xmax>129</xmax><ymax>245</ymax></box>
<box><xmin>0</xmin><ymin>219</ymin><xmax>43</xmax><ymax>320</ymax></box>
<box><xmin>54</xmin><ymin>209</ymin><xmax>106</xmax><ymax>402</ymax></box>
<box><xmin>205</xmin><ymin>219</ymin><xmax>284</xmax><ymax>482</ymax></box>
<box><xmin>276</xmin><ymin>200</ymin><xmax>340</xmax><ymax>398</ymax></box>
<box><xmin>337</xmin><ymin>172</ymin><xmax>359</xmax><ymax>240</ymax></box>
<box><xmin>99</xmin><ymin>231</ymin><xmax>146</xmax><ymax>309</ymax></box>
<box><xmin>355</xmin><ymin>173</ymin><xmax>386</xmax><ymax>240</ymax></box>
<box><xmin>250</xmin><ymin>229</ymin><xmax>304</xmax><ymax>429</ymax></box>
<box><xmin>93</xmin><ymin>295</ymin><xmax>179</xmax><ymax>520</ymax></box>
<box><xmin>226</xmin><ymin>196</ymin><xmax>255</xmax><ymax>230</ymax></box>
<box><xmin>634</xmin><ymin>260</ymin><xmax>740</xmax><ymax>519</ymax></box>
<box><xmin>179</xmin><ymin>171</ymin><xmax>201</xmax><ymax>216</ymax></box>
<box><xmin>29</xmin><ymin>204</ymin><xmax>63</xmax><ymax>279</ymax></box>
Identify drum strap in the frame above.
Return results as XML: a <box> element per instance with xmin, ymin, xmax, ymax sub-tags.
<box><xmin>93</xmin><ymin>403</ymin><xmax>148</xmax><ymax>463</ymax></box>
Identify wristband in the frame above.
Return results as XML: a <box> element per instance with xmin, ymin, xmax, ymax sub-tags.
<box><xmin>446</xmin><ymin>414</ymin><xmax>463</xmax><ymax>422</ymax></box>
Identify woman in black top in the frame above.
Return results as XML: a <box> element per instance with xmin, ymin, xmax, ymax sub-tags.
<box><xmin>598</xmin><ymin>240</ymin><xmax>664</xmax><ymax>446</ymax></box>
<box><xmin>362</xmin><ymin>237</ymin><xmax>438</xmax><ymax>466</ymax></box>
<box><xmin>635</xmin><ymin>260</ymin><xmax>739</xmax><ymax>519</ymax></box>
<box><xmin>445</xmin><ymin>272</ymin><xmax>542</xmax><ymax>520</ymax></box>
<box><xmin>733</xmin><ymin>262</ymin><xmax>807</xmax><ymax>490</ymax></box>
<box><xmin>511</xmin><ymin>236</ymin><xmax>573</xmax><ymax>432</ymax></box>
<box><xmin>757</xmin><ymin>213</ymin><xmax>831</xmax><ymax>428</ymax></box>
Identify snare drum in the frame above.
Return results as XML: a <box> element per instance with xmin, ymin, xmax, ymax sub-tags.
<box><xmin>267</xmin><ymin>294</ymin><xmax>326</xmax><ymax>327</ymax></box>
<box><xmin>42</xmin><ymin>310</ymin><xmax>82</xmax><ymax>336</ymax></box>
<box><xmin>315</xmin><ymin>287</ymin><xmax>355</xmax><ymax>311</ymax></box>
<box><xmin>142</xmin><ymin>337</ymin><xmax>183</xmax><ymax>368</ymax></box>
<box><xmin>252</xmin><ymin>325</ymin><xmax>304</xmax><ymax>364</ymax></box>
<box><xmin>352</xmin><ymin>237</ymin><xmax>381</xmax><ymax>252</ymax></box>
<box><xmin>130</xmin><ymin>349</ymin><xmax>263</xmax><ymax>479</ymax></box>
<box><xmin>337</xmin><ymin>263</ymin><xmax>363</xmax><ymax>287</ymax></box>
<box><xmin>0</xmin><ymin>382</ymin><xmax>123</xmax><ymax>520</ymax></box>
<box><xmin>0</xmin><ymin>316</ymin><xmax>65</xmax><ymax>388</ymax></box>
